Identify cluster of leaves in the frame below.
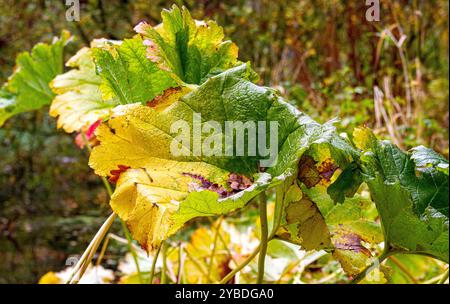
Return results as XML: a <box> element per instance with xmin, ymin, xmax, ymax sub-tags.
<box><xmin>0</xmin><ymin>5</ymin><xmax>448</xmax><ymax>283</ymax></box>
<box><xmin>284</xmin><ymin>127</ymin><xmax>449</xmax><ymax>277</ymax></box>
<box><xmin>38</xmin><ymin>214</ymin><xmax>446</xmax><ymax>284</ymax></box>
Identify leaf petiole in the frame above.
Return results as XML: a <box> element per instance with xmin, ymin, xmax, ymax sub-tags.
<box><xmin>148</xmin><ymin>244</ymin><xmax>162</xmax><ymax>284</ymax></box>
<box><xmin>219</xmin><ymin>187</ymin><xmax>286</xmax><ymax>284</ymax></box>
<box><xmin>207</xmin><ymin>217</ymin><xmax>223</xmax><ymax>283</ymax></box>
<box><xmin>350</xmin><ymin>249</ymin><xmax>392</xmax><ymax>284</ymax></box>
<box><xmin>256</xmin><ymin>192</ymin><xmax>268</xmax><ymax>284</ymax></box>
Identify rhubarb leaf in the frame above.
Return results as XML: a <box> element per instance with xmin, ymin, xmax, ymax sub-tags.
<box><xmin>89</xmin><ymin>66</ymin><xmax>345</xmax><ymax>252</ymax></box>
<box><xmin>92</xmin><ymin>36</ymin><xmax>177</xmax><ymax>105</ymax></box>
<box><xmin>50</xmin><ymin>45</ymin><xmax>119</xmax><ymax>133</ymax></box>
<box><xmin>356</xmin><ymin>128</ymin><xmax>449</xmax><ymax>263</ymax></box>
<box><xmin>0</xmin><ymin>31</ymin><xmax>70</xmax><ymax>126</ymax></box>
<box><xmin>134</xmin><ymin>5</ymin><xmax>242</xmax><ymax>85</ymax></box>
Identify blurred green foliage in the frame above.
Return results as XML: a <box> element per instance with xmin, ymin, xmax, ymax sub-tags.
<box><xmin>0</xmin><ymin>0</ymin><xmax>448</xmax><ymax>283</ymax></box>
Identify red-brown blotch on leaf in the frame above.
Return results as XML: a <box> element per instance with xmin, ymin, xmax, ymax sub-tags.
<box><xmin>109</xmin><ymin>165</ymin><xmax>131</xmax><ymax>184</ymax></box>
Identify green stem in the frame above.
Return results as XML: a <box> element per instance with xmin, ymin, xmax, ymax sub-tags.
<box><xmin>96</xmin><ymin>233</ymin><xmax>143</xmax><ymax>266</ymax></box>
<box><xmin>120</xmin><ymin>220</ymin><xmax>143</xmax><ymax>283</ymax></box>
<box><xmin>81</xmin><ymin>132</ymin><xmax>92</xmax><ymax>152</ymax></box>
<box><xmin>219</xmin><ymin>243</ymin><xmax>262</xmax><ymax>284</ymax></box>
<box><xmin>81</xmin><ymin>132</ymin><xmax>113</xmax><ymax>198</ymax></box>
<box><xmin>207</xmin><ymin>217</ymin><xmax>223</xmax><ymax>283</ymax></box>
<box><xmin>257</xmin><ymin>192</ymin><xmax>268</xmax><ymax>284</ymax></box>
<box><xmin>208</xmin><ymin>217</ymin><xmax>237</xmax><ymax>265</ymax></box>
<box><xmin>438</xmin><ymin>269</ymin><xmax>449</xmax><ymax>284</ymax></box>
<box><xmin>148</xmin><ymin>245</ymin><xmax>162</xmax><ymax>284</ymax></box>
<box><xmin>350</xmin><ymin>249</ymin><xmax>392</xmax><ymax>284</ymax></box>
<box><xmin>176</xmin><ymin>243</ymin><xmax>185</xmax><ymax>284</ymax></box>
<box><xmin>161</xmin><ymin>242</ymin><xmax>168</xmax><ymax>284</ymax></box>
<box><xmin>219</xmin><ymin>187</ymin><xmax>285</xmax><ymax>284</ymax></box>
<box><xmin>272</xmin><ymin>185</ymin><xmax>285</xmax><ymax>235</ymax></box>
<box><xmin>101</xmin><ymin>176</ymin><xmax>113</xmax><ymax>197</ymax></box>
<box><xmin>184</xmin><ymin>246</ymin><xmax>212</xmax><ymax>281</ymax></box>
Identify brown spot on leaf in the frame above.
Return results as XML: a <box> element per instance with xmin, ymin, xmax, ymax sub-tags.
<box><xmin>317</xmin><ymin>158</ymin><xmax>338</xmax><ymax>183</ymax></box>
<box><xmin>183</xmin><ymin>172</ymin><xmax>253</xmax><ymax>198</ymax></box>
<box><xmin>277</xmin><ymin>231</ymin><xmax>291</xmax><ymax>240</ymax></box>
<box><xmin>108</xmin><ymin>165</ymin><xmax>131</xmax><ymax>183</ymax></box>
<box><xmin>228</xmin><ymin>173</ymin><xmax>252</xmax><ymax>191</ymax></box>
<box><xmin>183</xmin><ymin>173</ymin><xmax>229</xmax><ymax>197</ymax></box>
<box><xmin>333</xmin><ymin>229</ymin><xmax>371</xmax><ymax>256</ymax></box>
<box><xmin>147</xmin><ymin>87</ymin><xmax>182</xmax><ymax>108</ymax></box>
<box><xmin>298</xmin><ymin>155</ymin><xmax>339</xmax><ymax>187</ymax></box>
<box><xmin>298</xmin><ymin>155</ymin><xmax>321</xmax><ymax>188</ymax></box>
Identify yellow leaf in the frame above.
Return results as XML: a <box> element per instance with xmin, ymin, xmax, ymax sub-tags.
<box><xmin>112</xmin><ymin>168</ymin><xmax>180</xmax><ymax>251</ymax></box>
<box><xmin>331</xmin><ymin>227</ymin><xmax>372</xmax><ymax>276</ymax></box>
<box><xmin>49</xmin><ymin>46</ymin><xmax>118</xmax><ymax>133</ymax></box>
<box><xmin>352</xmin><ymin>127</ymin><xmax>377</xmax><ymax>151</ymax></box>
<box><xmin>90</xmin><ymin>104</ymin><xmax>237</xmax><ymax>252</ymax></box>
<box><xmin>183</xmin><ymin>222</ymin><xmax>232</xmax><ymax>283</ymax></box>
<box><xmin>277</xmin><ymin>182</ymin><xmax>331</xmax><ymax>251</ymax></box>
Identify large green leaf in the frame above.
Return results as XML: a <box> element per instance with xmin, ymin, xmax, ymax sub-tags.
<box><xmin>0</xmin><ymin>31</ymin><xmax>70</xmax><ymax>126</ymax></box>
<box><xmin>282</xmin><ymin>126</ymin><xmax>449</xmax><ymax>275</ymax></box>
<box><xmin>134</xmin><ymin>5</ymin><xmax>243</xmax><ymax>85</ymax></box>
<box><xmin>89</xmin><ymin>64</ymin><xmax>344</xmax><ymax>252</ymax></box>
<box><xmin>92</xmin><ymin>37</ymin><xmax>177</xmax><ymax>105</ymax></box>
<box><xmin>275</xmin><ymin>134</ymin><xmax>382</xmax><ymax>276</ymax></box>
<box><xmin>327</xmin><ymin>162</ymin><xmax>363</xmax><ymax>204</ymax></box>
<box><xmin>356</xmin><ymin>128</ymin><xmax>449</xmax><ymax>263</ymax></box>
<box><xmin>410</xmin><ymin>145</ymin><xmax>449</xmax><ymax>176</ymax></box>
